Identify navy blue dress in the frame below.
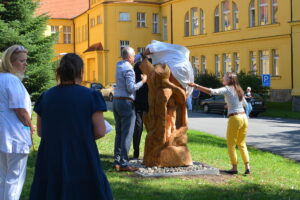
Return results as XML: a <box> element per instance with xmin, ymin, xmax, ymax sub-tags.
<box><xmin>30</xmin><ymin>85</ymin><xmax>113</xmax><ymax>200</ymax></box>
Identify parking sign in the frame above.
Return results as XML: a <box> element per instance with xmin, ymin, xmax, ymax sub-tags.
<box><xmin>262</xmin><ymin>74</ymin><xmax>271</xmax><ymax>87</ymax></box>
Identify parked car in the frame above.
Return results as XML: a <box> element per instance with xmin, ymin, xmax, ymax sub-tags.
<box><xmin>200</xmin><ymin>93</ymin><xmax>266</xmax><ymax>117</ymax></box>
<box><xmin>90</xmin><ymin>82</ymin><xmax>104</xmax><ymax>90</ymax></box>
<box><xmin>101</xmin><ymin>83</ymin><xmax>116</xmax><ymax>101</ymax></box>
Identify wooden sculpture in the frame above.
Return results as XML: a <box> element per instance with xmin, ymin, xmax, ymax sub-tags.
<box><xmin>139</xmin><ymin>58</ymin><xmax>193</xmax><ymax>167</ymax></box>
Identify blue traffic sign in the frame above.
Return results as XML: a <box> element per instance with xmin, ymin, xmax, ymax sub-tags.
<box><xmin>262</xmin><ymin>74</ymin><xmax>271</xmax><ymax>87</ymax></box>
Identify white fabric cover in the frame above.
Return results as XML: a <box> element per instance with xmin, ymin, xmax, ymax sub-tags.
<box><xmin>146</xmin><ymin>40</ymin><xmax>194</xmax><ymax>96</ymax></box>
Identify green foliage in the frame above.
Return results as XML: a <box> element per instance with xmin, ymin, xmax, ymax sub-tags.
<box><xmin>0</xmin><ymin>0</ymin><xmax>56</xmax><ymax>101</ymax></box>
<box><xmin>194</xmin><ymin>73</ymin><xmax>222</xmax><ymax>99</ymax></box>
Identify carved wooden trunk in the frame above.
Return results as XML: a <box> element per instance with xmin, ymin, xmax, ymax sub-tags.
<box><xmin>140</xmin><ymin>59</ymin><xmax>193</xmax><ymax>167</ymax></box>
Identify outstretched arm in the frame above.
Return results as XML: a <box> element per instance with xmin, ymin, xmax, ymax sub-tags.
<box><xmin>188</xmin><ymin>82</ymin><xmax>211</xmax><ymax>95</ymax></box>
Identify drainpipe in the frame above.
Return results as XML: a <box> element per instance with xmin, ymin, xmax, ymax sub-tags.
<box><xmin>291</xmin><ymin>0</ymin><xmax>294</xmax><ymax>89</ymax></box>
<box><xmin>73</xmin><ymin>20</ymin><xmax>76</xmax><ymax>53</ymax></box>
<box><xmin>171</xmin><ymin>3</ymin><xmax>173</xmax><ymax>44</ymax></box>
<box><xmin>88</xmin><ymin>14</ymin><xmax>90</xmax><ymax>47</ymax></box>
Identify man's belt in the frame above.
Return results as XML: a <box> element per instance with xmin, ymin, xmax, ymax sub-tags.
<box><xmin>113</xmin><ymin>97</ymin><xmax>134</xmax><ymax>102</ymax></box>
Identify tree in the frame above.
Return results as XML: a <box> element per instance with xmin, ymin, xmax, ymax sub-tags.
<box><xmin>0</xmin><ymin>0</ymin><xmax>56</xmax><ymax>100</ymax></box>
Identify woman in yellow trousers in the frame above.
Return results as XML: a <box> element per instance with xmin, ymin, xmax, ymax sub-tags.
<box><xmin>189</xmin><ymin>72</ymin><xmax>250</xmax><ymax>175</ymax></box>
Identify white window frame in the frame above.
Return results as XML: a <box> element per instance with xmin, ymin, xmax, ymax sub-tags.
<box><xmin>137</xmin><ymin>47</ymin><xmax>145</xmax><ymax>54</ymax></box>
<box><xmin>192</xmin><ymin>56</ymin><xmax>199</xmax><ymax>76</ymax></box>
<box><xmin>233</xmin><ymin>2</ymin><xmax>239</xmax><ymax>30</ymax></box>
<box><xmin>215</xmin><ymin>6</ymin><xmax>220</xmax><ymax>32</ymax></box>
<box><xmin>162</xmin><ymin>16</ymin><xmax>167</xmax><ymax>41</ymax></box>
<box><xmin>90</xmin><ymin>18</ymin><xmax>96</xmax><ymax>27</ymax></box>
<box><xmin>260</xmin><ymin>50</ymin><xmax>270</xmax><ymax>74</ymax></box>
<box><xmin>120</xmin><ymin>12</ymin><xmax>130</xmax><ymax>21</ymax></box>
<box><xmin>223</xmin><ymin>53</ymin><xmax>232</xmax><ymax>73</ymax></box>
<box><xmin>184</xmin><ymin>12</ymin><xmax>189</xmax><ymax>36</ymax></box>
<box><xmin>259</xmin><ymin>0</ymin><xmax>269</xmax><ymax>25</ymax></box>
<box><xmin>250</xmin><ymin>0</ymin><xmax>256</xmax><ymax>27</ymax></box>
<box><xmin>272</xmin><ymin>49</ymin><xmax>279</xmax><ymax>76</ymax></box>
<box><xmin>63</xmin><ymin>26</ymin><xmax>71</xmax><ymax>44</ymax></box>
<box><xmin>200</xmin><ymin>9</ymin><xmax>205</xmax><ymax>34</ymax></box>
<box><xmin>120</xmin><ymin>40</ymin><xmax>130</xmax><ymax>57</ymax></box>
<box><xmin>191</xmin><ymin>8</ymin><xmax>199</xmax><ymax>36</ymax></box>
<box><xmin>82</xmin><ymin>25</ymin><xmax>85</xmax><ymax>41</ymax></box>
<box><xmin>215</xmin><ymin>55</ymin><xmax>220</xmax><ymax>77</ymax></box>
<box><xmin>137</xmin><ymin>12</ymin><xmax>146</xmax><ymax>28</ymax></box>
<box><xmin>152</xmin><ymin>13</ymin><xmax>159</xmax><ymax>33</ymax></box>
<box><xmin>272</xmin><ymin>0</ymin><xmax>278</xmax><ymax>24</ymax></box>
<box><xmin>234</xmin><ymin>52</ymin><xmax>240</xmax><ymax>73</ymax></box>
<box><xmin>97</xmin><ymin>15</ymin><xmax>102</xmax><ymax>24</ymax></box>
<box><xmin>51</xmin><ymin>26</ymin><xmax>59</xmax><ymax>34</ymax></box>
<box><xmin>201</xmin><ymin>56</ymin><xmax>206</xmax><ymax>74</ymax></box>
<box><xmin>222</xmin><ymin>1</ymin><xmax>231</xmax><ymax>31</ymax></box>
<box><xmin>250</xmin><ymin>51</ymin><xmax>257</xmax><ymax>75</ymax></box>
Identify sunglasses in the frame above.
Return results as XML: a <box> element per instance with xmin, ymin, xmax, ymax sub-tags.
<box><xmin>14</xmin><ymin>45</ymin><xmax>27</xmax><ymax>53</ymax></box>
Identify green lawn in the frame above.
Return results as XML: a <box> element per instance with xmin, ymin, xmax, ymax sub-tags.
<box><xmin>21</xmin><ymin>111</ymin><xmax>300</xmax><ymax>200</ymax></box>
<box><xmin>262</xmin><ymin>102</ymin><xmax>300</xmax><ymax>120</ymax></box>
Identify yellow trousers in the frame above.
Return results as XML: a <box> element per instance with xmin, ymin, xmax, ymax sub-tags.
<box><xmin>226</xmin><ymin>114</ymin><xmax>249</xmax><ymax>165</ymax></box>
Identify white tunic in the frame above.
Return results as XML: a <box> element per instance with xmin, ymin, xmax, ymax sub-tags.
<box><xmin>0</xmin><ymin>73</ymin><xmax>32</xmax><ymax>154</ymax></box>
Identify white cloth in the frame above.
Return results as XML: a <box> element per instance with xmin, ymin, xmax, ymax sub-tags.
<box><xmin>210</xmin><ymin>86</ymin><xmax>247</xmax><ymax>115</ymax></box>
<box><xmin>0</xmin><ymin>151</ymin><xmax>28</xmax><ymax>200</ymax></box>
<box><xmin>0</xmin><ymin>73</ymin><xmax>32</xmax><ymax>154</ymax></box>
<box><xmin>104</xmin><ymin>120</ymin><xmax>113</xmax><ymax>134</ymax></box>
<box><xmin>146</xmin><ymin>40</ymin><xmax>194</xmax><ymax>96</ymax></box>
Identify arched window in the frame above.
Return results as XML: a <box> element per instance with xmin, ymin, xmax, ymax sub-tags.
<box><xmin>249</xmin><ymin>0</ymin><xmax>255</xmax><ymax>27</ymax></box>
<box><xmin>184</xmin><ymin>12</ymin><xmax>189</xmax><ymax>36</ymax></box>
<box><xmin>222</xmin><ymin>0</ymin><xmax>231</xmax><ymax>31</ymax></box>
<box><xmin>200</xmin><ymin>9</ymin><xmax>205</xmax><ymax>34</ymax></box>
<box><xmin>259</xmin><ymin>0</ymin><xmax>268</xmax><ymax>25</ymax></box>
<box><xmin>214</xmin><ymin>6</ymin><xmax>220</xmax><ymax>32</ymax></box>
<box><xmin>233</xmin><ymin>2</ymin><xmax>239</xmax><ymax>29</ymax></box>
<box><xmin>191</xmin><ymin>8</ymin><xmax>199</xmax><ymax>35</ymax></box>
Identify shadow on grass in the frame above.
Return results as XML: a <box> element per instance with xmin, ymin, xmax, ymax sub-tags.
<box><xmin>188</xmin><ymin>132</ymin><xmax>227</xmax><ymax>148</ymax></box>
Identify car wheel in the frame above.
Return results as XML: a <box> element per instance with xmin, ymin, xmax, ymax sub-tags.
<box><xmin>203</xmin><ymin>104</ymin><xmax>210</xmax><ymax>113</ymax></box>
<box><xmin>109</xmin><ymin>93</ymin><xmax>113</xmax><ymax>102</ymax></box>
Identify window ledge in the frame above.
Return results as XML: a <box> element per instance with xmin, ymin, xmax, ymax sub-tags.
<box><xmin>119</xmin><ymin>20</ymin><xmax>131</xmax><ymax>22</ymax></box>
<box><xmin>184</xmin><ymin>33</ymin><xmax>208</xmax><ymax>39</ymax></box>
<box><xmin>247</xmin><ymin>23</ymin><xmax>280</xmax><ymax>30</ymax></box>
<box><xmin>213</xmin><ymin>29</ymin><xmax>241</xmax><ymax>35</ymax></box>
<box><xmin>152</xmin><ymin>32</ymin><xmax>160</xmax><ymax>35</ymax></box>
<box><xmin>136</xmin><ymin>26</ymin><xmax>148</xmax><ymax>28</ymax></box>
<box><xmin>271</xmin><ymin>76</ymin><xmax>281</xmax><ymax>80</ymax></box>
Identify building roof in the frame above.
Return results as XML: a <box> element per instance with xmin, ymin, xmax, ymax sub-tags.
<box><xmin>84</xmin><ymin>43</ymin><xmax>104</xmax><ymax>53</ymax></box>
<box><xmin>35</xmin><ymin>0</ymin><xmax>89</xmax><ymax>19</ymax></box>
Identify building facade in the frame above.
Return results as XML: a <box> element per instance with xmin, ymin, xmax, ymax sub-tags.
<box><xmin>37</xmin><ymin>0</ymin><xmax>300</xmax><ymax>110</ymax></box>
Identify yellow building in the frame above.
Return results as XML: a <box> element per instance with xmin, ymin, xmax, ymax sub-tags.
<box><xmin>37</xmin><ymin>0</ymin><xmax>300</xmax><ymax>110</ymax></box>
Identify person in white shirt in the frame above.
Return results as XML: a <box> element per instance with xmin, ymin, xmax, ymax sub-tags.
<box><xmin>188</xmin><ymin>72</ymin><xmax>251</xmax><ymax>175</ymax></box>
<box><xmin>0</xmin><ymin>45</ymin><xmax>33</xmax><ymax>200</ymax></box>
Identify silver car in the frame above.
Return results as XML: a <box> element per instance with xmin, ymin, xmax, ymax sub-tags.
<box><xmin>101</xmin><ymin>83</ymin><xmax>116</xmax><ymax>101</ymax></box>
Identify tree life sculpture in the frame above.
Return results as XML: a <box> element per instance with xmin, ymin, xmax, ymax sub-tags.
<box><xmin>140</xmin><ymin>58</ymin><xmax>193</xmax><ymax>167</ymax></box>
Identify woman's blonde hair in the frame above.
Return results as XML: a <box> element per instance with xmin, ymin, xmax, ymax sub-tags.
<box><xmin>0</xmin><ymin>45</ymin><xmax>28</xmax><ymax>73</ymax></box>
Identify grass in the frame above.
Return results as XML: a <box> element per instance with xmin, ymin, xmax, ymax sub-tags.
<box><xmin>261</xmin><ymin>102</ymin><xmax>300</xmax><ymax>120</ymax></box>
<box><xmin>21</xmin><ymin>111</ymin><xmax>300</xmax><ymax>200</ymax></box>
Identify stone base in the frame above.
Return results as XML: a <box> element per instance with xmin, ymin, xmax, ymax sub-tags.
<box><xmin>269</xmin><ymin>89</ymin><xmax>292</xmax><ymax>102</ymax></box>
<box><xmin>129</xmin><ymin>160</ymin><xmax>220</xmax><ymax>177</ymax></box>
<box><xmin>292</xmin><ymin>96</ymin><xmax>300</xmax><ymax>111</ymax></box>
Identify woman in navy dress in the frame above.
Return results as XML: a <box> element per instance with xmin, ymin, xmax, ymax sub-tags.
<box><xmin>30</xmin><ymin>53</ymin><xmax>113</xmax><ymax>200</ymax></box>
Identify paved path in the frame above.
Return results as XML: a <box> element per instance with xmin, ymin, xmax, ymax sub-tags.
<box><xmin>106</xmin><ymin>101</ymin><xmax>300</xmax><ymax>162</ymax></box>
<box><xmin>188</xmin><ymin>111</ymin><xmax>300</xmax><ymax>162</ymax></box>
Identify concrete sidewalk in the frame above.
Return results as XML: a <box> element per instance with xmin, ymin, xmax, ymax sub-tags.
<box><xmin>188</xmin><ymin>111</ymin><xmax>300</xmax><ymax>162</ymax></box>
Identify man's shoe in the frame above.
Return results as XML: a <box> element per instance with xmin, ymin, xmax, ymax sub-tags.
<box><xmin>119</xmin><ymin>166</ymin><xmax>138</xmax><ymax>172</ymax></box>
<box><xmin>221</xmin><ymin>170</ymin><xmax>238</xmax><ymax>175</ymax></box>
<box><xmin>113</xmin><ymin>164</ymin><xmax>120</xmax><ymax>171</ymax></box>
<box><xmin>244</xmin><ymin>169</ymin><xmax>251</xmax><ymax>175</ymax></box>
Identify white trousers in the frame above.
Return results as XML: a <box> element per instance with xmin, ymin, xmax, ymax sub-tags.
<box><xmin>0</xmin><ymin>151</ymin><xmax>28</xmax><ymax>200</ymax></box>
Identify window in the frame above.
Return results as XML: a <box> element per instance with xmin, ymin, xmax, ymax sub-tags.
<box><xmin>259</xmin><ymin>0</ymin><xmax>268</xmax><ymax>25</ymax></box>
<box><xmin>250</xmin><ymin>51</ymin><xmax>257</xmax><ymax>75</ymax></box>
<box><xmin>222</xmin><ymin>1</ymin><xmax>231</xmax><ymax>31</ymax></box>
<box><xmin>152</xmin><ymin>13</ymin><xmax>159</xmax><ymax>33</ymax></box>
<box><xmin>90</xmin><ymin>18</ymin><xmax>96</xmax><ymax>27</ymax></box>
<box><xmin>215</xmin><ymin>55</ymin><xmax>220</xmax><ymax>77</ymax></box>
<box><xmin>201</xmin><ymin>56</ymin><xmax>206</xmax><ymax>74</ymax></box>
<box><xmin>272</xmin><ymin>49</ymin><xmax>279</xmax><ymax>76</ymax></box>
<box><xmin>184</xmin><ymin>12</ymin><xmax>189</xmax><ymax>36</ymax></box>
<box><xmin>260</xmin><ymin>50</ymin><xmax>269</xmax><ymax>74</ymax></box>
<box><xmin>223</xmin><ymin>53</ymin><xmax>232</xmax><ymax>73</ymax></box>
<box><xmin>215</xmin><ymin>6</ymin><xmax>220</xmax><ymax>32</ymax></box>
<box><xmin>51</xmin><ymin>26</ymin><xmax>59</xmax><ymax>34</ymax></box>
<box><xmin>85</xmin><ymin>24</ymin><xmax>88</xmax><ymax>41</ymax></box>
<box><xmin>249</xmin><ymin>0</ymin><xmax>256</xmax><ymax>27</ymax></box>
<box><xmin>63</xmin><ymin>26</ymin><xmax>71</xmax><ymax>44</ymax></box>
<box><xmin>200</xmin><ymin>9</ymin><xmax>205</xmax><ymax>34</ymax></box>
<box><xmin>137</xmin><ymin>47</ymin><xmax>145</xmax><ymax>54</ymax></box>
<box><xmin>192</xmin><ymin>56</ymin><xmax>199</xmax><ymax>76</ymax></box>
<box><xmin>120</xmin><ymin>40</ymin><xmax>129</xmax><ymax>56</ymax></box>
<box><xmin>163</xmin><ymin>17</ymin><xmax>167</xmax><ymax>41</ymax></box>
<box><xmin>233</xmin><ymin>2</ymin><xmax>239</xmax><ymax>29</ymax></box>
<box><xmin>97</xmin><ymin>15</ymin><xmax>102</xmax><ymax>24</ymax></box>
<box><xmin>137</xmin><ymin>12</ymin><xmax>146</xmax><ymax>28</ymax></box>
<box><xmin>78</xmin><ymin>27</ymin><xmax>81</xmax><ymax>42</ymax></box>
<box><xmin>272</xmin><ymin>0</ymin><xmax>278</xmax><ymax>23</ymax></box>
<box><xmin>82</xmin><ymin>25</ymin><xmax>85</xmax><ymax>41</ymax></box>
<box><xmin>191</xmin><ymin>8</ymin><xmax>199</xmax><ymax>36</ymax></box>
<box><xmin>233</xmin><ymin>53</ymin><xmax>240</xmax><ymax>73</ymax></box>
<box><xmin>120</xmin><ymin>12</ymin><xmax>130</xmax><ymax>21</ymax></box>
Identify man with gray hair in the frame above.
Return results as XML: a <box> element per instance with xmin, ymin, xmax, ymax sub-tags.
<box><xmin>112</xmin><ymin>46</ymin><xmax>147</xmax><ymax>172</ymax></box>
